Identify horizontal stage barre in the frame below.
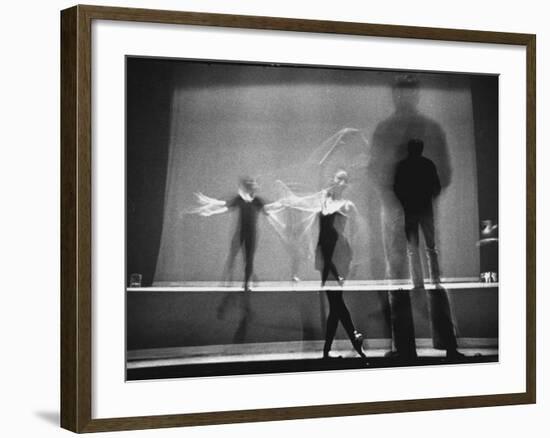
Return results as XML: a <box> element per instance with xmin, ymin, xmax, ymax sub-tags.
<box><xmin>127</xmin><ymin>279</ymin><xmax>498</xmax><ymax>293</ymax></box>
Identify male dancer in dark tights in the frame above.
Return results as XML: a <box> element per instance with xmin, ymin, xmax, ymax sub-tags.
<box><xmin>223</xmin><ymin>177</ymin><xmax>267</xmax><ymax>291</ymax></box>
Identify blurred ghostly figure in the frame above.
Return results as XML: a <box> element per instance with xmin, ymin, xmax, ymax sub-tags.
<box><xmin>369</xmin><ymin>75</ymin><xmax>452</xmax><ymax>280</ymax></box>
<box><xmin>190</xmin><ymin>177</ymin><xmax>284</xmax><ymax>291</ymax></box>
<box><xmin>274</xmin><ymin>180</ymin><xmax>313</xmax><ymax>282</ymax></box>
<box><xmin>368</xmin><ymin>74</ymin><xmax>458</xmax><ymax>360</ymax></box>
<box><xmin>189</xmin><ymin>177</ymin><xmax>284</xmax><ymax>342</ymax></box>
<box><xmin>262</xmin><ymin>127</ymin><xmax>368</xmax><ymax>284</ymax></box>
<box><xmin>223</xmin><ymin>178</ymin><xmax>267</xmax><ymax>291</ymax></box>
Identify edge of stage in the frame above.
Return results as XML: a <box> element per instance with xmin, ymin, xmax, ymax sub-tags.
<box><xmin>126</xmin><ymin>338</ymin><xmax>498</xmax><ymax>380</ymax></box>
<box><xmin>126</xmin><ymin>279</ymin><xmax>499</xmax><ymax>381</ymax></box>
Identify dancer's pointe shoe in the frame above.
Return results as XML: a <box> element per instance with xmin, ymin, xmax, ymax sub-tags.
<box><xmin>337</xmin><ymin>276</ymin><xmax>345</xmax><ymax>286</ymax></box>
<box><xmin>352</xmin><ymin>330</ymin><xmax>368</xmax><ymax>360</ymax></box>
<box><xmin>352</xmin><ymin>330</ymin><xmax>364</xmax><ymax>347</ymax></box>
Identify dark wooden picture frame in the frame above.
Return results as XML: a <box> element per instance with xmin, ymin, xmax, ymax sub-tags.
<box><xmin>61</xmin><ymin>4</ymin><xmax>536</xmax><ymax>433</ymax></box>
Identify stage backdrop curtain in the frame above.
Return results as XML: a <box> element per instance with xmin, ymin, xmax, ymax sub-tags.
<box><xmin>150</xmin><ymin>61</ymin><xmax>482</xmax><ymax>285</ymax></box>
<box><xmin>126</xmin><ymin>58</ymin><xmax>174</xmax><ymax>287</ymax></box>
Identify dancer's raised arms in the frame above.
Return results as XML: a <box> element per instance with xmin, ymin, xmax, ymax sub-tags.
<box><xmin>185</xmin><ymin>192</ymin><xmax>229</xmax><ymax>217</ymax></box>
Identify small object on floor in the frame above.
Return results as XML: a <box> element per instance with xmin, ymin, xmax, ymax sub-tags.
<box><xmin>361</xmin><ymin>357</ymin><xmax>371</xmax><ymax>367</ymax></box>
<box><xmin>292</xmin><ymin>276</ymin><xmax>301</xmax><ymax>282</ymax></box>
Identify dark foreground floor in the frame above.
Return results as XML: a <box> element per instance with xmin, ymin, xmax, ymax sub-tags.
<box><xmin>127</xmin><ymin>349</ymin><xmax>498</xmax><ymax>380</ymax></box>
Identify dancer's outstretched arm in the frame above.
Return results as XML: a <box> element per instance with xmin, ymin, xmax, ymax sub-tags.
<box><xmin>263</xmin><ymin>200</ymin><xmax>285</xmax><ymax>214</ymax></box>
<box><xmin>273</xmin><ymin>180</ymin><xmax>324</xmax><ymax>241</ymax></box>
<box><xmin>263</xmin><ymin>200</ymin><xmax>285</xmax><ymax>226</ymax></box>
<box><xmin>274</xmin><ymin>180</ymin><xmax>324</xmax><ymax>213</ymax></box>
<box><xmin>185</xmin><ymin>192</ymin><xmax>229</xmax><ymax>217</ymax></box>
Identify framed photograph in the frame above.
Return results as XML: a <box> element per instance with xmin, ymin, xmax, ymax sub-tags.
<box><xmin>61</xmin><ymin>4</ymin><xmax>536</xmax><ymax>433</ymax></box>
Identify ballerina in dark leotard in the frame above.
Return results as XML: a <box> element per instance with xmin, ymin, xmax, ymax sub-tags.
<box><xmin>318</xmin><ymin>209</ymin><xmax>346</xmax><ymax>287</ymax></box>
<box><xmin>275</xmin><ymin>169</ymin><xmax>367</xmax><ymax>360</ymax></box>
<box><xmin>316</xmin><ymin>170</ymin><xmax>367</xmax><ymax>360</ymax></box>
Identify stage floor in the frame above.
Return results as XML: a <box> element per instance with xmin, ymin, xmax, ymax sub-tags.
<box><xmin>126</xmin><ymin>280</ymin><xmax>499</xmax><ymax>380</ymax></box>
<box><xmin>126</xmin><ymin>339</ymin><xmax>498</xmax><ymax>380</ymax></box>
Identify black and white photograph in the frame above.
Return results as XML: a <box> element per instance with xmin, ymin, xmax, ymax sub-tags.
<box><xmin>125</xmin><ymin>57</ymin><xmax>499</xmax><ymax>380</ymax></box>
<box><xmin>4</xmin><ymin>0</ymin><xmax>546</xmax><ymax>435</ymax></box>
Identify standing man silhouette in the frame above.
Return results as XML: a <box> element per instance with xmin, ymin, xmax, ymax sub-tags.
<box><xmin>393</xmin><ymin>139</ymin><xmax>441</xmax><ymax>288</ymax></box>
<box><xmin>394</xmin><ymin>139</ymin><xmax>463</xmax><ymax>360</ymax></box>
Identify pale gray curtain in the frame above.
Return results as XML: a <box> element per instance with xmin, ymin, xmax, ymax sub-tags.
<box><xmin>153</xmin><ymin>63</ymin><xmax>479</xmax><ymax>285</ymax></box>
